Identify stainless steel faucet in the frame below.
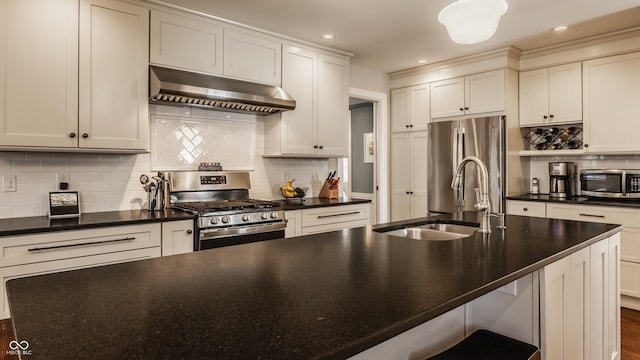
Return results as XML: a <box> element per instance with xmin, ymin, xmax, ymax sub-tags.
<box><xmin>451</xmin><ymin>156</ymin><xmax>492</xmax><ymax>233</ymax></box>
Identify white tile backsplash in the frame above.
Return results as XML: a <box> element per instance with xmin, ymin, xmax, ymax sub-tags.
<box><xmin>0</xmin><ymin>105</ymin><xmax>337</xmax><ymax>218</ymax></box>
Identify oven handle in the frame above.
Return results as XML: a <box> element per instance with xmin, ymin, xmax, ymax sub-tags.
<box><xmin>199</xmin><ymin>221</ymin><xmax>287</xmax><ymax>240</ymax></box>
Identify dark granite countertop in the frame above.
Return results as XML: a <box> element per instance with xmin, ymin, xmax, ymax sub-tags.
<box><xmin>0</xmin><ymin>209</ymin><xmax>195</xmax><ymax>237</ymax></box>
<box><xmin>7</xmin><ymin>213</ymin><xmax>621</xmax><ymax>360</ymax></box>
<box><xmin>280</xmin><ymin>197</ymin><xmax>371</xmax><ymax>211</ymax></box>
<box><xmin>507</xmin><ymin>193</ymin><xmax>640</xmax><ymax>209</ymax></box>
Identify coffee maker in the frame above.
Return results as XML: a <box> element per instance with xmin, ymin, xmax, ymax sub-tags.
<box><xmin>549</xmin><ymin>162</ymin><xmax>574</xmax><ymax>198</ymax></box>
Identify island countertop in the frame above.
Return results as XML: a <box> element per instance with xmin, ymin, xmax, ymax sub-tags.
<box><xmin>6</xmin><ymin>213</ymin><xmax>621</xmax><ymax>359</ymax></box>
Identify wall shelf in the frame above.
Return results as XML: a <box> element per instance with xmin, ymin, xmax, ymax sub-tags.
<box><xmin>518</xmin><ymin>149</ymin><xmax>585</xmax><ymax>156</ymax></box>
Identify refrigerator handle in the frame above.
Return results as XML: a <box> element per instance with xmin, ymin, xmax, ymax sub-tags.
<box><xmin>453</xmin><ymin>127</ymin><xmax>463</xmax><ymax>208</ymax></box>
<box><xmin>458</xmin><ymin>127</ymin><xmax>466</xmax><ymax>203</ymax></box>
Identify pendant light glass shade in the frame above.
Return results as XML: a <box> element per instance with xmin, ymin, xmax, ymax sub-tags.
<box><xmin>438</xmin><ymin>0</ymin><xmax>508</xmax><ymax>44</ymax></box>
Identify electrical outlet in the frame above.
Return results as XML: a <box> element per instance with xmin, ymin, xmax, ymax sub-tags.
<box><xmin>2</xmin><ymin>175</ymin><xmax>16</xmax><ymax>192</ymax></box>
<box><xmin>57</xmin><ymin>173</ymin><xmax>70</xmax><ymax>184</ymax></box>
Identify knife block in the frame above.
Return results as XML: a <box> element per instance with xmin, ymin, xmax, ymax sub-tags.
<box><xmin>319</xmin><ymin>180</ymin><xmax>338</xmax><ymax>199</ymax></box>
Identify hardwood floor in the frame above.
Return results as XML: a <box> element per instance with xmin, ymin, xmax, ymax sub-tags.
<box><xmin>0</xmin><ymin>309</ymin><xmax>638</xmax><ymax>359</ymax></box>
<box><xmin>623</xmin><ymin>307</ymin><xmax>640</xmax><ymax>360</ymax></box>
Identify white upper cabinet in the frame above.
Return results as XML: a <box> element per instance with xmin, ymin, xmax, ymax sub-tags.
<box><xmin>519</xmin><ymin>63</ymin><xmax>582</xmax><ymax>127</ymax></box>
<box><xmin>264</xmin><ymin>44</ymin><xmax>348</xmax><ymax>157</ymax></box>
<box><xmin>79</xmin><ymin>0</ymin><xmax>149</xmax><ymax>151</ymax></box>
<box><xmin>583</xmin><ymin>51</ymin><xmax>640</xmax><ymax>153</ymax></box>
<box><xmin>149</xmin><ymin>10</ymin><xmax>223</xmax><ymax>75</ymax></box>
<box><xmin>431</xmin><ymin>69</ymin><xmax>505</xmax><ymax>119</ymax></box>
<box><xmin>0</xmin><ymin>0</ymin><xmax>79</xmax><ymax>148</ymax></box>
<box><xmin>224</xmin><ymin>29</ymin><xmax>281</xmax><ymax>85</ymax></box>
<box><xmin>391</xmin><ymin>84</ymin><xmax>430</xmax><ymax>132</ymax></box>
<box><xmin>0</xmin><ymin>0</ymin><xmax>149</xmax><ymax>152</ymax></box>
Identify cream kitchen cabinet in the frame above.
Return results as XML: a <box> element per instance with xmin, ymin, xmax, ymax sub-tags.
<box><xmin>519</xmin><ymin>63</ymin><xmax>582</xmax><ymax>126</ymax></box>
<box><xmin>547</xmin><ymin>202</ymin><xmax>640</xmax><ymax>311</ymax></box>
<box><xmin>430</xmin><ymin>70</ymin><xmax>505</xmax><ymax>120</ymax></box>
<box><xmin>390</xmin><ymin>131</ymin><xmax>428</xmax><ymax>221</ymax></box>
<box><xmin>505</xmin><ymin>200</ymin><xmax>546</xmax><ymax>218</ymax></box>
<box><xmin>540</xmin><ymin>234</ymin><xmax>620</xmax><ymax>360</ymax></box>
<box><xmin>284</xmin><ymin>210</ymin><xmax>302</xmax><ymax>238</ymax></box>
<box><xmin>300</xmin><ymin>204</ymin><xmax>370</xmax><ymax>235</ymax></box>
<box><xmin>0</xmin><ymin>223</ymin><xmax>162</xmax><ymax>319</ymax></box>
<box><xmin>582</xmin><ymin>51</ymin><xmax>640</xmax><ymax>153</ymax></box>
<box><xmin>161</xmin><ymin>220</ymin><xmax>194</xmax><ymax>256</ymax></box>
<box><xmin>391</xmin><ymin>84</ymin><xmax>430</xmax><ymax>133</ymax></box>
<box><xmin>264</xmin><ymin>44</ymin><xmax>349</xmax><ymax>157</ymax></box>
<box><xmin>223</xmin><ymin>28</ymin><xmax>281</xmax><ymax>86</ymax></box>
<box><xmin>0</xmin><ymin>0</ymin><xmax>149</xmax><ymax>152</ymax></box>
<box><xmin>149</xmin><ymin>9</ymin><xmax>223</xmax><ymax>75</ymax></box>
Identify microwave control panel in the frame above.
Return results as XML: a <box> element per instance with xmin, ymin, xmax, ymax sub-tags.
<box><xmin>627</xmin><ymin>173</ymin><xmax>640</xmax><ymax>193</ymax></box>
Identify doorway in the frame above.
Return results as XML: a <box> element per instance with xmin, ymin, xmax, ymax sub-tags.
<box><xmin>347</xmin><ymin>87</ymin><xmax>389</xmax><ymax>224</ymax></box>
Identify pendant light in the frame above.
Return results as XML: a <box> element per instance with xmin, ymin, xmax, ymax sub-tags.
<box><xmin>438</xmin><ymin>0</ymin><xmax>508</xmax><ymax>44</ymax></box>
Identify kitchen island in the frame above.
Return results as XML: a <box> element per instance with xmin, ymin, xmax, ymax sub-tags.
<box><xmin>6</xmin><ymin>213</ymin><xmax>621</xmax><ymax>359</ymax></box>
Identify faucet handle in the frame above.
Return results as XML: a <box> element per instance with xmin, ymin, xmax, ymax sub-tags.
<box><xmin>473</xmin><ymin>188</ymin><xmax>488</xmax><ymax>211</ymax></box>
<box><xmin>490</xmin><ymin>213</ymin><xmax>506</xmax><ymax>229</ymax></box>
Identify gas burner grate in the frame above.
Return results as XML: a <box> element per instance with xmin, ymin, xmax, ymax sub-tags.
<box><xmin>172</xmin><ymin>199</ymin><xmax>282</xmax><ymax>213</ymax></box>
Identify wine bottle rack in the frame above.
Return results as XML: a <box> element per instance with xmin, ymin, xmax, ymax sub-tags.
<box><xmin>524</xmin><ymin>125</ymin><xmax>582</xmax><ymax>151</ymax></box>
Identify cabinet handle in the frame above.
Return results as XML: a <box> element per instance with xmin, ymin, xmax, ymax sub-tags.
<box><xmin>27</xmin><ymin>237</ymin><xmax>136</xmax><ymax>253</ymax></box>
<box><xmin>584</xmin><ymin>143</ymin><xmax>589</xmax><ymax>148</ymax></box>
<box><xmin>409</xmin><ymin>124</ymin><xmax>414</xmax><ymax>128</ymax></box>
<box><xmin>464</xmin><ymin>107</ymin><xmax>469</xmax><ymax>111</ymax></box>
<box><xmin>459</xmin><ymin>107</ymin><xmax>464</xmax><ymax>112</ymax></box>
<box><xmin>549</xmin><ymin>114</ymin><xmax>554</xmax><ymax>118</ymax></box>
<box><xmin>319</xmin><ymin>145</ymin><xmax>323</xmax><ymax>149</ymax></box>
<box><xmin>406</xmin><ymin>125</ymin><xmax>410</xmax><ymax>128</ymax></box>
<box><xmin>313</xmin><ymin>145</ymin><xmax>318</xmax><ymax>149</ymax></box>
<box><xmin>543</xmin><ymin>115</ymin><xmax>548</xmax><ymax>119</ymax></box>
<box><xmin>523</xmin><ymin>207</ymin><xmax>528</xmax><ymax>211</ymax></box>
<box><xmin>69</xmin><ymin>133</ymin><xmax>76</xmax><ymax>138</ymax></box>
<box><xmin>579</xmin><ymin>213</ymin><xmax>605</xmax><ymax>218</ymax></box>
<box><xmin>186</xmin><ymin>230</ymin><xmax>193</xmax><ymax>234</ymax></box>
<box><xmin>317</xmin><ymin>211</ymin><xmax>361</xmax><ymax>219</ymax></box>
<box><xmin>82</xmin><ymin>133</ymin><xmax>89</xmax><ymax>138</ymax></box>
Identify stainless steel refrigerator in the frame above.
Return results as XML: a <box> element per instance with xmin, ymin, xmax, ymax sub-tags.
<box><xmin>427</xmin><ymin>116</ymin><xmax>505</xmax><ymax>214</ymax></box>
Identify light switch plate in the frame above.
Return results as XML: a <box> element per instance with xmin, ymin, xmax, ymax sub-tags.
<box><xmin>2</xmin><ymin>175</ymin><xmax>16</xmax><ymax>192</ymax></box>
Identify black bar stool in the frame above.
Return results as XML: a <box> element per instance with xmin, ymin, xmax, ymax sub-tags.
<box><xmin>426</xmin><ymin>329</ymin><xmax>540</xmax><ymax>360</ymax></box>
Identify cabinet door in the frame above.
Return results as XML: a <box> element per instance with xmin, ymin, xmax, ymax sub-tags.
<box><xmin>519</xmin><ymin>68</ymin><xmax>549</xmax><ymax>126</ymax></box>
<box><xmin>583</xmin><ymin>52</ymin><xmax>640</xmax><ymax>152</ymax></box>
<box><xmin>410</xmin><ymin>85</ymin><xmax>430</xmax><ymax>131</ymax></box>
<box><xmin>317</xmin><ymin>54</ymin><xmax>349</xmax><ymax>157</ymax></box>
<box><xmin>465</xmin><ymin>70</ymin><xmax>505</xmax><ymax>115</ymax></box>
<box><xmin>0</xmin><ymin>0</ymin><xmax>78</xmax><ymax>148</ymax></box>
<box><xmin>149</xmin><ymin>10</ymin><xmax>223</xmax><ymax>75</ymax></box>
<box><xmin>431</xmin><ymin>77</ymin><xmax>464</xmax><ymax>119</ymax></box>
<box><xmin>391</xmin><ymin>87</ymin><xmax>410</xmax><ymax>132</ymax></box>
<box><xmin>391</xmin><ymin>133</ymin><xmax>412</xmax><ymax>221</ymax></box>
<box><xmin>621</xmin><ymin>261</ymin><xmax>640</xmax><ymax>297</ymax></box>
<box><xmin>224</xmin><ymin>29</ymin><xmax>281</xmax><ymax>85</ymax></box>
<box><xmin>541</xmin><ymin>247</ymin><xmax>590</xmax><ymax>360</ymax></box>
<box><xmin>280</xmin><ymin>45</ymin><xmax>317</xmax><ymax>155</ymax></box>
<box><xmin>621</xmin><ymin>228</ymin><xmax>640</xmax><ymax>263</ymax></box>
<box><xmin>548</xmin><ymin>63</ymin><xmax>582</xmax><ymax>123</ymax></box>
<box><xmin>284</xmin><ymin>210</ymin><xmax>302</xmax><ymax>238</ymax></box>
<box><xmin>410</xmin><ymin>131</ymin><xmax>428</xmax><ymax>217</ymax></box>
<box><xmin>79</xmin><ymin>0</ymin><xmax>149</xmax><ymax>150</ymax></box>
<box><xmin>161</xmin><ymin>220</ymin><xmax>194</xmax><ymax>256</ymax></box>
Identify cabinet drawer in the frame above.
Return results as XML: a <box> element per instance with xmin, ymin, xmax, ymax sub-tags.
<box><xmin>301</xmin><ymin>219</ymin><xmax>369</xmax><ymax>236</ymax></box>
<box><xmin>546</xmin><ymin>203</ymin><xmax>638</xmax><ymax>227</ymax></box>
<box><xmin>621</xmin><ymin>260</ymin><xmax>640</xmax><ymax>298</ymax></box>
<box><xmin>0</xmin><ymin>223</ymin><xmax>161</xmax><ymax>267</ymax></box>
<box><xmin>506</xmin><ymin>200</ymin><xmax>546</xmax><ymax>218</ymax></box>
<box><xmin>302</xmin><ymin>204</ymin><xmax>369</xmax><ymax>228</ymax></box>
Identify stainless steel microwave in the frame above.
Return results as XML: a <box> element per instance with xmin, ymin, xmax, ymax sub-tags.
<box><xmin>580</xmin><ymin>169</ymin><xmax>640</xmax><ymax>198</ymax></box>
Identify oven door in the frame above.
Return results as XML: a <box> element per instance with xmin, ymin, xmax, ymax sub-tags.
<box><xmin>197</xmin><ymin>221</ymin><xmax>286</xmax><ymax>250</ymax></box>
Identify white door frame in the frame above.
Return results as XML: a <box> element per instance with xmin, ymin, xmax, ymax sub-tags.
<box><xmin>348</xmin><ymin>87</ymin><xmax>389</xmax><ymax>224</ymax></box>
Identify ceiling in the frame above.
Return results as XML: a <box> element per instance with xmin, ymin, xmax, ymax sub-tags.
<box><xmin>158</xmin><ymin>0</ymin><xmax>640</xmax><ymax>74</ymax></box>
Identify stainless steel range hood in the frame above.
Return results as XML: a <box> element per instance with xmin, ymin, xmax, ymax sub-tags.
<box><xmin>149</xmin><ymin>65</ymin><xmax>296</xmax><ymax>115</ymax></box>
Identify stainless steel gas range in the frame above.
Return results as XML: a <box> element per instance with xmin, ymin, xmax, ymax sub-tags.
<box><xmin>166</xmin><ymin>171</ymin><xmax>286</xmax><ymax>250</ymax></box>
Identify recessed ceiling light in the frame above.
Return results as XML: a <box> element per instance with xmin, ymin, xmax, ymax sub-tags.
<box><xmin>417</xmin><ymin>59</ymin><xmax>428</xmax><ymax>64</ymax></box>
<box><xmin>322</xmin><ymin>34</ymin><xmax>334</xmax><ymax>40</ymax></box>
<box><xmin>553</xmin><ymin>25</ymin><xmax>568</xmax><ymax>32</ymax></box>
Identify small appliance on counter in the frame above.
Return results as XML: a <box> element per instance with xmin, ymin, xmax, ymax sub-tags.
<box><xmin>531</xmin><ymin>177</ymin><xmax>539</xmax><ymax>194</ymax></box>
<box><xmin>580</xmin><ymin>169</ymin><xmax>640</xmax><ymax>198</ymax></box>
<box><xmin>549</xmin><ymin>162</ymin><xmax>574</xmax><ymax>198</ymax></box>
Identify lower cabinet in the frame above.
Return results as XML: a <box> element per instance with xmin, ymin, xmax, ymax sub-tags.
<box><xmin>0</xmin><ymin>223</ymin><xmax>162</xmax><ymax>319</ymax></box>
<box><xmin>285</xmin><ymin>204</ymin><xmax>371</xmax><ymax>237</ymax></box>
<box><xmin>540</xmin><ymin>234</ymin><xmax>620</xmax><ymax>360</ymax></box>
<box><xmin>161</xmin><ymin>220</ymin><xmax>195</xmax><ymax>256</ymax></box>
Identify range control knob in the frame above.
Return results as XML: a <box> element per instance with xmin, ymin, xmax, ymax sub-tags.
<box><xmin>210</xmin><ymin>217</ymin><xmax>220</xmax><ymax>225</ymax></box>
<box><xmin>270</xmin><ymin>212</ymin><xmax>279</xmax><ymax>219</ymax></box>
<box><xmin>221</xmin><ymin>216</ymin><xmax>231</xmax><ymax>224</ymax></box>
<box><xmin>261</xmin><ymin>213</ymin><xmax>269</xmax><ymax>220</ymax></box>
<box><xmin>242</xmin><ymin>214</ymin><xmax>250</xmax><ymax>222</ymax></box>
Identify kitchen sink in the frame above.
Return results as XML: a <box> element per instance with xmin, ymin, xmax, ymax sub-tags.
<box><xmin>377</xmin><ymin>223</ymin><xmax>478</xmax><ymax>241</ymax></box>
